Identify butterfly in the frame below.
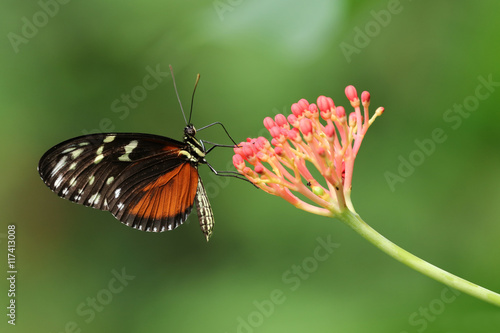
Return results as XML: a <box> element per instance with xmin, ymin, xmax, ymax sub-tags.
<box><xmin>38</xmin><ymin>67</ymin><xmax>238</xmax><ymax>241</ymax></box>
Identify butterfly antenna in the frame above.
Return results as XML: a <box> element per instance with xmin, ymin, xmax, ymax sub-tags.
<box><xmin>188</xmin><ymin>73</ymin><xmax>201</xmax><ymax>125</ymax></box>
<box><xmin>169</xmin><ymin>65</ymin><xmax>187</xmax><ymax>125</ymax></box>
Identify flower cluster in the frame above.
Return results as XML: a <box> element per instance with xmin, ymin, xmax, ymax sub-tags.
<box><xmin>232</xmin><ymin>85</ymin><xmax>384</xmax><ymax>217</ymax></box>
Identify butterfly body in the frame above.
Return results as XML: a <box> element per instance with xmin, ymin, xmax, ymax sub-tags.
<box><xmin>38</xmin><ymin>125</ymin><xmax>215</xmax><ymax>241</ymax></box>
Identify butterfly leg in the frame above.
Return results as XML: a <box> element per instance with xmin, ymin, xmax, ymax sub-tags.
<box><xmin>205</xmin><ymin>162</ymin><xmax>258</xmax><ymax>186</ymax></box>
<box><xmin>199</xmin><ymin>139</ymin><xmax>237</xmax><ymax>156</ymax></box>
<box><xmin>197</xmin><ymin>121</ymin><xmax>239</xmax><ymax>146</ymax></box>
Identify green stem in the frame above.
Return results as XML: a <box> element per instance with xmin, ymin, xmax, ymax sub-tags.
<box><xmin>338</xmin><ymin>210</ymin><xmax>500</xmax><ymax>307</ymax></box>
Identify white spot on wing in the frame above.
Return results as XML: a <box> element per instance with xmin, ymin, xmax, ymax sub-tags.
<box><xmin>71</xmin><ymin>148</ymin><xmax>84</xmax><ymax>159</ymax></box>
<box><xmin>61</xmin><ymin>147</ymin><xmax>76</xmax><ymax>154</ymax></box>
<box><xmin>103</xmin><ymin>135</ymin><xmax>116</xmax><ymax>143</ymax></box>
<box><xmin>89</xmin><ymin>193</ymin><xmax>101</xmax><ymax>205</ymax></box>
<box><xmin>69</xmin><ymin>162</ymin><xmax>77</xmax><ymax>170</ymax></box>
<box><xmin>62</xmin><ymin>187</ymin><xmax>69</xmax><ymax>196</ymax></box>
<box><xmin>69</xmin><ymin>177</ymin><xmax>77</xmax><ymax>187</ymax></box>
<box><xmin>118</xmin><ymin>140</ymin><xmax>138</xmax><ymax>162</ymax></box>
<box><xmin>94</xmin><ymin>154</ymin><xmax>104</xmax><ymax>164</ymax></box>
<box><xmin>114</xmin><ymin>188</ymin><xmax>121</xmax><ymax>198</ymax></box>
<box><xmin>96</xmin><ymin>145</ymin><xmax>104</xmax><ymax>155</ymax></box>
<box><xmin>117</xmin><ymin>202</ymin><xmax>124</xmax><ymax>210</ymax></box>
<box><xmin>106</xmin><ymin>176</ymin><xmax>114</xmax><ymax>185</ymax></box>
<box><xmin>54</xmin><ymin>175</ymin><xmax>63</xmax><ymax>188</ymax></box>
<box><xmin>52</xmin><ymin>156</ymin><xmax>68</xmax><ymax>176</ymax></box>
<box><xmin>88</xmin><ymin>175</ymin><xmax>95</xmax><ymax>185</ymax></box>
<box><xmin>79</xmin><ymin>142</ymin><xmax>90</xmax><ymax>146</ymax></box>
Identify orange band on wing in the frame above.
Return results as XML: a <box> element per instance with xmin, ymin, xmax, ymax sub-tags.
<box><xmin>127</xmin><ymin>163</ymin><xmax>199</xmax><ymax>220</ymax></box>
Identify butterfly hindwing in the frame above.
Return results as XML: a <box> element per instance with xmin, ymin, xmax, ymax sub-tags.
<box><xmin>38</xmin><ymin>133</ymin><xmax>200</xmax><ymax>232</ymax></box>
<box><xmin>115</xmin><ymin>161</ymin><xmax>199</xmax><ymax>232</ymax></box>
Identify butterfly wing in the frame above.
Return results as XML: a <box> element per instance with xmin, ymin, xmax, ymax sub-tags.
<box><xmin>38</xmin><ymin>133</ymin><xmax>199</xmax><ymax>233</ymax></box>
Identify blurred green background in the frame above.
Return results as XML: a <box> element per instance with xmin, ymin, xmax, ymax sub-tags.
<box><xmin>1</xmin><ymin>0</ymin><xmax>500</xmax><ymax>332</ymax></box>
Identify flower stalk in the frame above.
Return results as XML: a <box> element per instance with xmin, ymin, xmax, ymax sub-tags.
<box><xmin>233</xmin><ymin>85</ymin><xmax>500</xmax><ymax>306</ymax></box>
<box><xmin>339</xmin><ymin>210</ymin><xmax>500</xmax><ymax>306</ymax></box>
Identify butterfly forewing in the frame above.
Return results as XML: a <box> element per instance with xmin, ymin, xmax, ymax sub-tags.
<box><xmin>38</xmin><ymin>133</ymin><xmax>200</xmax><ymax>233</ymax></box>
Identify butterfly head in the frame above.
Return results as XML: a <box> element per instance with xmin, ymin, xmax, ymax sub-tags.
<box><xmin>184</xmin><ymin>124</ymin><xmax>197</xmax><ymax>139</ymax></box>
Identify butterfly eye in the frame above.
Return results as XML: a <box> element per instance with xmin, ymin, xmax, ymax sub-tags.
<box><xmin>184</xmin><ymin>125</ymin><xmax>196</xmax><ymax>137</ymax></box>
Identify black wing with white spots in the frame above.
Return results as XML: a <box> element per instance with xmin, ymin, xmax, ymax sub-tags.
<box><xmin>38</xmin><ymin>133</ymin><xmax>200</xmax><ymax>233</ymax></box>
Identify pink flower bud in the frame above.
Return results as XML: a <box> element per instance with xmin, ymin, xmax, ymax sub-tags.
<box><xmin>299</xmin><ymin>118</ymin><xmax>313</xmax><ymax>136</ymax></box>
<box><xmin>263</xmin><ymin>117</ymin><xmax>275</xmax><ymax>130</ymax></box>
<box><xmin>336</xmin><ymin>106</ymin><xmax>346</xmax><ymax>118</ymax></box>
<box><xmin>275</xmin><ymin>114</ymin><xmax>288</xmax><ymax>127</ymax></box>
<box><xmin>345</xmin><ymin>85</ymin><xmax>358</xmax><ymax>102</ymax></box>
<box><xmin>291</xmin><ymin>103</ymin><xmax>303</xmax><ymax>117</ymax></box>
<box><xmin>308</xmin><ymin>103</ymin><xmax>318</xmax><ymax>114</ymax></box>
<box><xmin>298</xmin><ymin>98</ymin><xmax>309</xmax><ymax>110</ymax></box>
<box><xmin>324</xmin><ymin>124</ymin><xmax>335</xmax><ymax>138</ymax></box>
<box><xmin>317</xmin><ymin>95</ymin><xmax>334</xmax><ymax>112</ymax></box>
<box><xmin>287</xmin><ymin>114</ymin><xmax>299</xmax><ymax>127</ymax></box>
<box><xmin>254</xmin><ymin>162</ymin><xmax>265</xmax><ymax>174</ymax></box>
<box><xmin>287</xmin><ymin>129</ymin><xmax>299</xmax><ymax>142</ymax></box>
<box><xmin>361</xmin><ymin>91</ymin><xmax>370</xmax><ymax>103</ymax></box>
<box><xmin>232</xmin><ymin>154</ymin><xmax>245</xmax><ymax>170</ymax></box>
<box><xmin>274</xmin><ymin>146</ymin><xmax>283</xmax><ymax>156</ymax></box>
<box><xmin>269</xmin><ymin>126</ymin><xmax>281</xmax><ymax>138</ymax></box>
<box><xmin>317</xmin><ymin>95</ymin><xmax>328</xmax><ymax>112</ymax></box>
<box><xmin>242</xmin><ymin>145</ymin><xmax>255</xmax><ymax>159</ymax></box>
<box><xmin>254</xmin><ymin>139</ymin><xmax>264</xmax><ymax>151</ymax></box>
<box><xmin>256</xmin><ymin>137</ymin><xmax>269</xmax><ymax>150</ymax></box>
